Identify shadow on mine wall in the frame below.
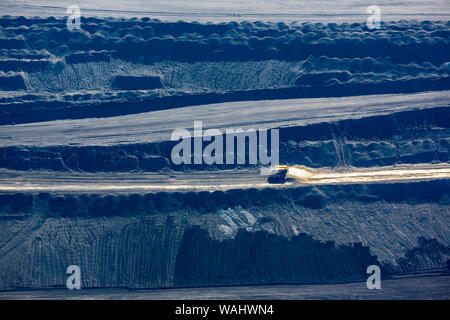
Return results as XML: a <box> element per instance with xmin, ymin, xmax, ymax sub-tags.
<box><xmin>173</xmin><ymin>227</ymin><xmax>378</xmax><ymax>287</ymax></box>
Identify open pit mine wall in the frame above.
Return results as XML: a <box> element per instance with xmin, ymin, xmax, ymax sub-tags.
<box><xmin>0</xmin><ymin>18</ymin><xmax>449</xmax><ymax>125</ymax></box>
<box><xmin>1</xmin><ymin>77</ymin><xmax>449</xmax><ymax>126</ymax></box>
<box><xmin>0</xmin><ymin>180</ymin><xmax>449</xmax><ymax>289</ymax></box>
<box><xmin>1</xmin><ymin>106</ymin><xmax>449</xmax><ymax>172</ymax></box>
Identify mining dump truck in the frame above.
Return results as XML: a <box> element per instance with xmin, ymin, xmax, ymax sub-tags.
<box><xmin>267</xmin><ymin>165</ymin><xmax>289</xmax><ymax>183</ymax></box>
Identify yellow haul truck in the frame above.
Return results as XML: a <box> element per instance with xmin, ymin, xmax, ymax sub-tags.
<box><xmin>267</xmin><ymin>165</ymin><xmax>289</xmax><ymax>183</ymax></box>
<box><xmin>267</xmin><ymin>165</ymin><xmax>315</xmax><ymax>184</ymax></box>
